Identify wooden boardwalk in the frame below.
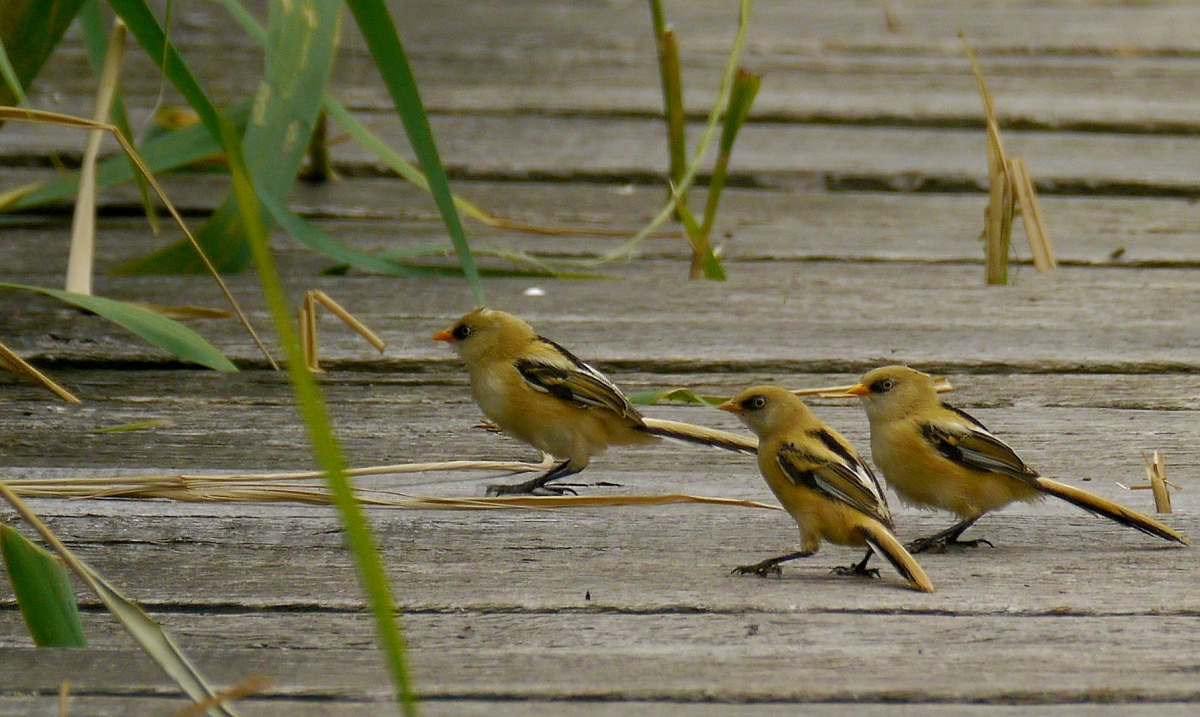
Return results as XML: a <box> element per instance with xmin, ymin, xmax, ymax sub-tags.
<box><xmin>3</xmin><ymin>1</ymin><xmax>1200</xmax><ymax>714</ymax></box>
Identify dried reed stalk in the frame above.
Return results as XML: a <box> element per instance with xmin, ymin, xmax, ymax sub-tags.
<box><xmin>1145</xmin><ymin>451</ymin><xmax>1172</xmax><ymax>513</ymax></box>
<box><xmin>0</xmin><ymin>106</ymin><xmax>277</xmax><ymax>370</ymax></box>
<box><xmin>1117</xmin><ymin>451</ymin><xmax>1181</xmax><ymax>513</ymax></box>
<box><xmin>300</xmin><ymin>290</ymin><xmax>385</xmax><ymax>372</ymax></box>
<box><xmin>0</xmin><ymin>340</ymin><xmax>80</xmax><ymax>403</ymax></box>
<box><xmin>171</xmin><ymin>674</ymin><xmax>271</xmax><ymax>717</ymax></box>
<box><xmin>962</xmin><ymin>33</ymin><xmax>1055</xmax><ymax>284</ymax></box>
<box><xmin>67</xmin><ymin>19</ymin><xmax>126</xmax><ymax>296</ymax></box>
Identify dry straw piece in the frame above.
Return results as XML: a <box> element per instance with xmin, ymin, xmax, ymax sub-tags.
<box><xmin>0</xmin><ymin>340</ymin><xmax>79</xmax><ymax>403</ymax></box>
<box><xmin>66</xmin><ymin>19</ymin><xmax>127</xmax><ymax>297</ymax></box>
<box><xmin>1118</xmin><ymin>451</ymin><xmax>1180</xmax><ymax>514</ymax></box>
<box><xmin>961</xmin><ymin>33</ymin><xmax>1056</xmax><ymax>284</ymax></box>
<box><xmin>5</xmin><ymin>456</ymin><xmax>782</xmax><ymax>512</ymax></box>
<box><xmin>171</xmin><ymin>674</ymin><xmax>272</xmax><ymax>717</ymax></box>
<box><xmin>300</xmin><ymin>290</ymin><xmax>386</xmax><ymax>373</ymax></box>
<box><xmin>0</xmin><ymin>106</ymin><xmax>277</xmax><ymax>370</ymax></box>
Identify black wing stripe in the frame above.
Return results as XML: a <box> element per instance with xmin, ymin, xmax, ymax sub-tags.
<box><xmin>775</xmin><ymin>443</ymin><xmax>821</xmax><ymax>489</ymax></box>
<box><xmin>941</xmin><ymin>401</ymin><xmax>994</xmax><ymax>433</ymax></box>
<box><xmin>920</xmin><ymin>422</ymin><xmax>1037</xmax><ymax>481</ymax></box>
<box><xmin>811</xmin><ymin>429</ymin><xmax>856</xmax><ymax>465</ymax></box>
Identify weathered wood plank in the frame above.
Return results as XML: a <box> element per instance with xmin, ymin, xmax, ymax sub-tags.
<box><xmin>33</xmin><ymin>40</ymin><xmax>1200</xmax><ymax>132</ymax></box>
<box><xmin>5</xmin><ymin>696</ymin><xmax>1196</xmax><ymax>717</ymax></box>
<box><xmin>3</xmin><ymin>503</ymin><xmax>1192</xmax><ymax>611</ymax></box>
<box><xmin>2</xmin><ymin>260</ymin><xmax>1200</xmax><ymax>369</ymax></box>
<box><xmin>6</xmin><ymin>174</ymin><xmax>1200</xmax><ymax>267</ymax></box>
<box><xmin>5</xmin><ymin>605</ymin><xmax>1200</xmax><ymax>701</ymax></box>
<box><xmin>2</xmin><ymin>369</ymin><xmax>1199</xmax><ymax>475</ymax></box>
<box><xmin>26</xmin><ymin>0</ymin><xmax>1200</xmax><ymax>126</ymax></box>
<box><xmin>10</xmin><ymin>112</ymin><xmax>1200</xmax><ymax>193</ymax></box>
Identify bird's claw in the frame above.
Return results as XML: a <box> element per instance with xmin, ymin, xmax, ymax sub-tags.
<box><xmin>473</xmin><ymin>421</ymin><xmax>505</xmax><ymax>434</ymax></box>
<box><xmin>731</xmin><ymin>561</ymin><xmax>783</xmax><ymax>578</ymax></box>
<box><xmin>485</xmin><ymin>482</ymin><xmax>577</xmax><ymax>497</ymax></box>
<box><xmin>907</xmin><ymin>536</ymin><xmax>994</xmax><ymax>554</ymax></box>
<box><xmin>831</xmin><ymin>564</ymin><xmax>881</xmax><ymax>579</ymax></box>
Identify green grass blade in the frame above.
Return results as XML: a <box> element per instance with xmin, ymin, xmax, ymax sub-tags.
<box><xmin>109</xmin><ymin>0</ymin><xmax>340</xmax><ymax>274</ymax></box>
<box><xmin>322</xmin><ymin>101</ymin><xmax>494</xmax><ymax>223</ymax></box>
<box><xmin>212</xmin><ymin>0</ymin><xmax>497</xmax><ymax>229</ymax></box>
<box><xmin>649</xmin><ymin>0</ymin><xmax>687</xmax><ymax>217</ymax></box>
<box><xmin>668</xmin><ymin>183</ymin><xmax>724</xmax><ymax>280</ymax></box>
<box><xmin>78</xmin><ymin>0</ymin><xmax>160</xmax><ymax>233</ymax></box>
<box><xmin>107</xmin><ymin>0</ymin><xmax>247</xmax><ymax>272</ymax></box>
<box><xmin>0</xmin><ymin>39</ymin><xmax>27</xmax><ymax>106</ymax></box>
<box><xmin>701</xmin><ymin>68</ymin><xmax>759</xmax><ymax>238</ymax></box>
<box><xmin>261</xmin><ymin>193</ymin><xmax>429</xmax><ymax>276</ymax></box>
<box><xmin>1</xmin><ymin>526</ymin><xmax>87</xmax><ymax>647</ymax></box>
<box><xmin>0</xmin><ymin>283</ymin><xmax>237</xmax><ymax>371</ymax></box>
<box><xmin>0</xmin><ymin>0</ymin><xmax>88</xmax><ymax>108</ymax></box>
<box><xmin>219</xmin><ymin>112</ymin><xmax>417</xmax><ymax>714</ymax></box>
<box><xmin>268</xmin><ymin>195</ymin><xmax>603</xmax><ymax>279</ymax></box>
<box><xmin>107</xmin><ymin>0</ymin><xmax>223</xmax><ymax>133</ymax></box>
<box><xmin>0</xmin><ymin>482</ymin><xmax>240</xmax><ymax>715</ymax></box>
<box><xmin>6</xmin><ymin>102</ymin><xmax>249</xmax><ymax>212</ymax></box>
<box><xmin>346</xmin><ymin>0</ymin><xmax>484</xmax><ymax>307</ymax></box>
<box><xmin>592</xmin><ymin>0</ymin><xmax>753</xmax><ymax>266</ymax></box>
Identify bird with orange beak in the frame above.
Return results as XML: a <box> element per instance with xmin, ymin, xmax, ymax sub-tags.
<box><xmin>846</xmin><ymin>365</ymin><xmax>1189</xmax><ymax>552</ymax></box>
<box><xmin>718</xmin><ymin>386</ymin><xmax>934</xmax><ymax>592</ymax></box>
<box><xmin>434</xmin><ymin>307</ymin><xmax>756</xmax><ymax>495</ymax></box>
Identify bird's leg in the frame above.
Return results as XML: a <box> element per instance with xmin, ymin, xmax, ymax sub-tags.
<box><xmin>831</xmin><ymin>549</ymin><xmax>881</xmax><ymax>579</ymax></box>
<box><xmin>731</xmin><ymin>551</ymin><xmax>814</xmax><ymax>578</ymax></box>
<box><xmin>907</xmin><ymin>515</ymin><xmax>992</xmax><ymax>554</ymax></box>
<box><xmin>486</xmin><ymin>460</ymin><xmax>580</xmax><ymax>496</ymax></box>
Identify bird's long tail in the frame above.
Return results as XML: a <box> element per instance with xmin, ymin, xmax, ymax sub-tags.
<box><xmin>1034</xmin><ymin>477</ymin><xmax>1190</xmax><ymax>545</ymax></box>
<box><xmin>858</xmin><ymin>521</ymin><xmax>936</xmax><ymax>593</ymax></box>
<box><xmin>640</xmin><ymin>418</ymin><xmax>758</xmax><ymax>454</ymax></box>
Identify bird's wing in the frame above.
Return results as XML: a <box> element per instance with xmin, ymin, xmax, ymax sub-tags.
<box><xmin>919</xmin><ymin>403</ymin><xmax>1038</xmax><ymax>480</ymax></box>
<box><xmin>777</xmin><ymin>433</ymin><xmax>893</xmax><ymax>527</ymax></box>
<box><xmin>514</xmin><ymin>337</ymin><xmax>644</xmax><ymax>422</ymax></box>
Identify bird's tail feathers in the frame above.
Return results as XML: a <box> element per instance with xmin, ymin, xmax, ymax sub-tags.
<box><xmin>858</xmin><ymin>521</ymin><xmax>935</xmax><ymax>593</ymax></box>
<box><xmin>1035</xmin><ymin>477</ymin><xmax>1190</xmax><ymax>545</ymax></box>
<box><xmin>640</xmin><ymin>418</ymin><xmax>758</xmax><ymax>454</ymax></box>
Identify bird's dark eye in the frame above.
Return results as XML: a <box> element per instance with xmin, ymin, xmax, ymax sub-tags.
<box><xmin>870</xmin><ymin>378</ymin><xmax>895</xmax><ymax>393</ymax></box>
<box><xmin>741</xmin><ymin>395</ymin><xmax>767</xmax><ymax>410</ymax></box>
<box><xmin>451</xmin><ymin>324</ymin><xmax>472</xmax><ymax>340</ymax></box>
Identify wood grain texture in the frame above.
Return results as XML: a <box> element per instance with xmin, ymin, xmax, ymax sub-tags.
<box><xmin>7</xmin><ymin>698</ymin><xmax>1200</xmax><ymax>717</ymax></box>
<box><xmin>2</xmin><ymin>259</ymin><xmax>1200</xmax><ymax>370</ymax></box>
<box><xmin>10</xmin><ymin>111</ymin><xmax>1200</xmax><ymax>193</ymax></box>
<box><xmin>5</xmin><ymin>0</ymin><xmax>1200</xmax><ymax>712</ymax></box>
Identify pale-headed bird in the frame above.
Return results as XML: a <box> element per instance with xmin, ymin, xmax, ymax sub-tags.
<box><xmin>434</xmin><ymin>307</ymin><xmax>756</xmax><ymax>495</ymax></box>
<box><xmin>847</xmin><ymin>365</ymin><xmax>1189</xmax><ymax>552</ymax></box>
<box><xmin>718</xmin><ymin>386</ymin><xmax>934</xmax><ymax>592</ymax></box>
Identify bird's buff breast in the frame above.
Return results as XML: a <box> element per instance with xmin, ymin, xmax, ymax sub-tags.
<box><xmin>872</xmin><ymin>423</ymin><xmax>1039</xmax><ymax>519</ymax></box>
<box><xmin>468</xmin><ymin>366</ymin><xmax>626</xmax><ymax>461</ymax></box>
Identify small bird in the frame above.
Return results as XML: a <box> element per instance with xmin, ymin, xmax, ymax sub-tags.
<box><xmin>434</xmin><ymin>307</ymin><xmax>756</xmax><ymax>495</ymax></box>
<box><xmin>847</xmin><ymin>365</ymin><xmax>1190</xmax><ymax>552</ymax></box>
<box><xmin>718</xmin><ymin>386</ymin><xmax>934</xmax><ymax>592</ymax></box>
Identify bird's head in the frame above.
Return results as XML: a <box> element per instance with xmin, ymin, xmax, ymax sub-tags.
<box><xmin>432</xmin><ymin>307</ymin><xmax>536</xmax><ymax>365</ymax></box>
<box><xmin>718</xmin><ymin>385</ymin><xmax>817</xmax><ymax>439</ymax></box>
<box><xmin>845</xmin><ymin>365</ymin><xmax>938</xmax><ymax>423</ymax></box>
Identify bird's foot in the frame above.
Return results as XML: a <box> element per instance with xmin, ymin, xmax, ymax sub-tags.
<box><xmin>906</xmin><ymin>536</ymin><xmax>994</xmax><ymax>554</ymax></box>
<box><xmin>731</xmin><ymin>560</ymin><xmax>783</xmax><ymax>578</ymax></box>
<box><xmin>831</xmin><ymin>564</ymin><xmax>881</xmax><ymax>579</ymax></box>
<box><xmin>485</xmin><ymin>480</ymin><xmax>578</xmax><ymax>497</ymax></box>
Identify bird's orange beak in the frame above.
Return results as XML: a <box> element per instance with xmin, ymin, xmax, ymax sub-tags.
<box><xmin>844</xmin><ymin>383</ymin><xmax>871</xmax><ymax>397</ymax></box>
<box><xmin>432</xmin><ymin>329</ymin><xmax>454</xmax><ymax>342</ymax></box>
<box><xmin>716</xmin><ymin>401</ymin><xmax>741</xmax><ymax>414</ymax></box>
